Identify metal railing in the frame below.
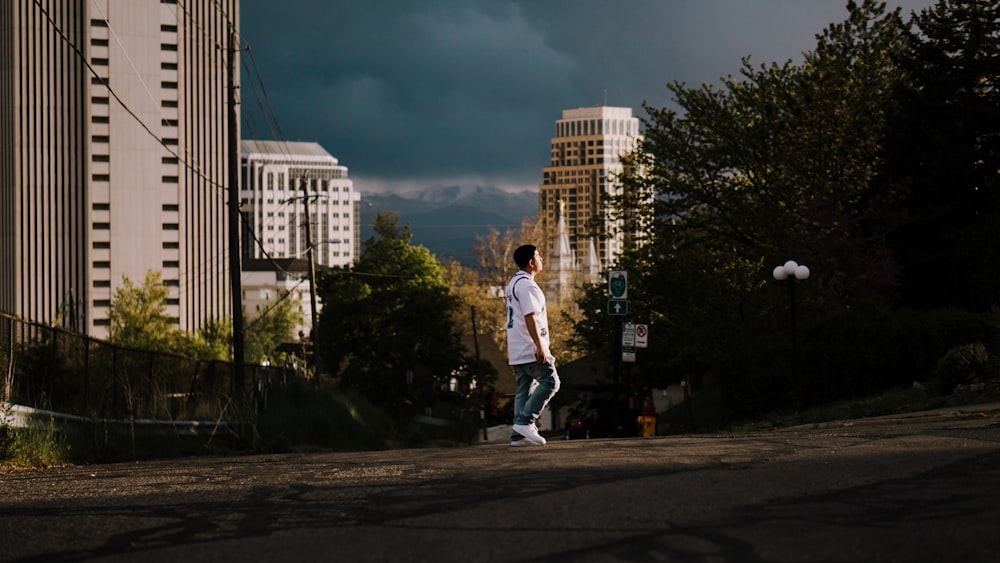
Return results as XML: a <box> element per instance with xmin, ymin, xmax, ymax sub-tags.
<box><xmin>0</xmin><ymin>312</ymin><xmax>299</xmax><ymax>425</ymax></box>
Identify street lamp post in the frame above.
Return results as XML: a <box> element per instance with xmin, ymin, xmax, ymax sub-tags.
<box><xmin>772</xmin><ymin>260</ymin><xmax>810</xmax><ymax>407</ymax></box>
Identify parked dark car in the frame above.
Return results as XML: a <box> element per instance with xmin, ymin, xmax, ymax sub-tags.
<box><xmin>564</xmin><ymin>398</ymin><xmax>638</xmax><ymax>439</ymax></box>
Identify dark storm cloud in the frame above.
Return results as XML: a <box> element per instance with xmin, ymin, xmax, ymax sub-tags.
<box><xmin>239</xmin><ymin>0</ymin><xmax>935</xmax><ymax>192</ymax></box>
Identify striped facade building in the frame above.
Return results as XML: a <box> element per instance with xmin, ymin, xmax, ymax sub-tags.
<box><xmin>240</xmin><ymin>140</ymin><xmax>360</xmax><ymax>269</ymax></box>
<box><xmin>0</xmin><ymin>0</ymin><xmax>239</xmax><ymax>337</ymax></box>
<box><xmin>240</xmin><ymin>140</ymin><xmax>361</xmax><ymax>340</ymax></box>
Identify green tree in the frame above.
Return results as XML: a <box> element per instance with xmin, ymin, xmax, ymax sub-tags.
<box><xmin>638</xmin><ymin>0</ymin><xmax>908</xmax><ymax>306</ymax></box>
<box><xmin>573</xmin><ymin>0</ymin><xmax>915</xmax><ymax>415</ymax></box>
<box><xmin>886</xmin><ymin>0</ymin><xmax>1000</xmax><ymax>310</ymax></box>
<box><xmin>244</xmin><ymin>296</ymin><xmax>303</xmax><ymax>365</ymax></box>
<box><xmin>316</xmin><ymin>211</ymin><xmax>464</xmax><ymax>417</ymax></box>
<box><xmin>464</xmin><ymin>226</ymin><xmax>528</xmax><ymax>360</ymax></box>
<box><xmin>108</xmin><ymin>270</ymin><xmax>232</xmax><ymax>361</ymax></box>
<box><xmin>108</xmin><ymin>270</ymin><xmax>176</xmax><ymax>351</ymax></box>
<box><xmin>195</xmin><ymin>317</ymin><xmax>233</xmax><ymax>361</ymax></box>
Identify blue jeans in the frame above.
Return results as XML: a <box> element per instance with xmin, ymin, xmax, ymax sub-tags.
<box><xmin>510</xmin><ymin>361</ymin><xmax>560</xmax><ymax>437</ymax></box>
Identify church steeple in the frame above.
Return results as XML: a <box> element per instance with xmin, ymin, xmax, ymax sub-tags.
<box><xmin>585</xmin><ymin>237</ymin><xmax>600</xmax><ymax>282</ymax></box>
<box><xmin>548</xmin><ymin>199</ymin><xmax>577</xmax><ymax>304</ymax></box>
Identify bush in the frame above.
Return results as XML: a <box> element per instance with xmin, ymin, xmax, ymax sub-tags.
<box><xmin>255</xmin><ymin>380</ymin><xmax>394</xmax><ymax>452</ymax></box>
<box><xmin>930</xmin><ymin>342</ymin><xmax>993</xmax><ymax>395</ymax></box>
<box><xmin>802</xmin><ymin>306</ymin><xmax>997</xmax><ymax>403</ymax></box>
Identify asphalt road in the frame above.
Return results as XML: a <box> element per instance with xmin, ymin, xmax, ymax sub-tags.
<box><xmin>3</xmin><ymin>404</ymin><xmax>1000</xmax><ymax>562</ymax></box>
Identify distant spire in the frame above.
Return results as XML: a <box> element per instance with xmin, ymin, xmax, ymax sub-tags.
<box><xmin>549</xmin><ymin>199</ymin><xmax>577</xmax><ymax>303</ymax></box>
<box><xmin>586</xmin><ymin>237</ymin><xmax>599</xmax><ymax>282</ymax></box>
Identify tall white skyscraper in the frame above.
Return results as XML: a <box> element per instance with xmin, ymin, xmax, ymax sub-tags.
<box><xmin>240</xmin><ymin>140</ymin><xmax>359</xmax><ymax>268</ymax></box>
<box><xmin>539</xmin><ymin>106</ymin><xmax>642</xmax><ymax>295</ymax></box>
<box><xmin>0</xmin><ymin>0</ymin><xmax>239</xmax><ymax>337</ymax></box>
<box><xmin>239</xmin><ymin>140</ymin><xmax>360</xmax><ymax>339</ymax></box>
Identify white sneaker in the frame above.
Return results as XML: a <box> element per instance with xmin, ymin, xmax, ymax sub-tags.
<box><xmin>512</xmin><ymin>423</ymin><xmax>546</xmax><ymax>445</ymax></box>
<box><xmin>510</xmin><ymin>438</ymin><xmax>542</xmax><ymax>447</ymax></box>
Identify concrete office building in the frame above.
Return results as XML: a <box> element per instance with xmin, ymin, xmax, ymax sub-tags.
<box><xmin>240</xmin><ymin>140</ymin><xmax>359</xmax><ymax>269</ymax></box>
<box><xmin>539</xmin><ymin>106</ymin><xmax>642</xmax><ymax>299</ymax></box>
<box><xmin>240</xmin><ymin>140</ymin><xmax>360</xmax><ymax>339</ymax></box>
<box><xmin>0</xmin><ymin>0</ymin><xmax>239</xmax><ymax>337</ymax></box>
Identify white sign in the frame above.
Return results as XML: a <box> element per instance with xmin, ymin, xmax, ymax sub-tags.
<box><xmin>622</xmin><ymin>350</ymin><xmax>636</xmax><ymax>363</ymax></box>
<box><xmin>622</xmin><ymin>322</ymin><xmax>635</xmax><ymax>347</ymax></box>
<box><xmin>635</xmin><ymin>324</ymin><xmax>648</xmax><ymax>348</ymax></box>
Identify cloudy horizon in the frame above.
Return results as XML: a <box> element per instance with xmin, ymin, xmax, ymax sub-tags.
<box><xmin>240</xmin><ymin>0</ymin><xmax>938</xmax><ymax>195</ymax></box>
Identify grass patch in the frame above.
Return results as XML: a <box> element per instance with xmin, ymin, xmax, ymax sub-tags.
<box><xmin>0</xmin><ymin>417</ymin><xmax>70</xmax><ymax>469</ymax></box>
<box><xmin>656</xmin><ymin>379</ymin><xmax>1000</xmax><ymax>435</ymax></box>
<box><xmin>732</xmin><ymin>383</ymin><xmax>1000</xmax><ymax>432</ymax></box>
<box><xmin>1</xmin><ymin>381</ymin><xmax>398</xmax><ymax>468</ymax></box>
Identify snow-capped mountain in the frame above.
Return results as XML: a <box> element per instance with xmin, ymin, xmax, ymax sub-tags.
<box><xmin>359</xmin><ymin>185</ymin><xmax>538</xmax><ymax>265</ymax></box>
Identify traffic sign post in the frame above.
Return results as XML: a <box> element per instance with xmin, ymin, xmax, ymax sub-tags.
<box><xmin>607</xmin><ymin>271</ymin><xmax>632</xmax><ymax>428</ymax></box>
<box><xmin>608</xmin><ymin>270</ymin><xmax>628</xmax><ymax>300</ymax></box>
<box><xmin>635</xmin><ymin>323</ymin><xmax>648</xmax><ymax>348</ymax></box>
<box><xmin>622</xmin><ymin>322</ymin><xmax>635</xmax><ymax>347</ymax></box>
<box><xmin>608</xmin><ymin>300</ymin><xmax>628</xmax><ymax>315</ymax></box>
<box><xmin>607</xmin><ymin>271</ymin><xmax>629</xmax><ymax>316</ymax></box>
<box><xmin>622</xmin><ymin>322</ymin><xmax>637</xmax><ymax>363</ymax></box>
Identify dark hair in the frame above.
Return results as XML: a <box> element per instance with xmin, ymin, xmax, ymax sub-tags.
<box><xmin>513</xmin><ymin>245</ymin><xmax>537</xmax><ymax>269</ymax></box>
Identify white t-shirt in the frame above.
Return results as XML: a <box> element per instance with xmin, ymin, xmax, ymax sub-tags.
<box><xmin>505</xmin><ymin>271</ymin><xmax>550</xmax><ymax>365</ymax></box>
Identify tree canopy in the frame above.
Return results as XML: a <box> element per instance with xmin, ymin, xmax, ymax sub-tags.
<box><xmin>571</xmin><ymin>0</ymin><xmax>1000</xmax><ymax>417</ymax></box>
<box><xmin>885</xmin><ymin>0</ymin><xmax>1000</xmax><ymax>309</ymax></box>
<box><xmin>316</xmin><ymin>211</ymin><xmax>465</xmax><ymax>416</ymax></box>
<box><xmin>108</xmin><ymin>270</ymin><xmax>175</xmax><ymax>351</ymax></box>
<box><xmin>107</xmin><ymin>269</ymin><xmax>301</xmax><ymax>364</ymax></box>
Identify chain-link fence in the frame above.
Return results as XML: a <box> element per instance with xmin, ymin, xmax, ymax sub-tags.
<box><xmin>0</xmin><ymin>312</ymin><xmax>301</xmax><ymax>426</ymax></box>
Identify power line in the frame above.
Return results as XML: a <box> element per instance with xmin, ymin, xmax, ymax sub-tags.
<box><xmin>243</xmin><ymin>278</ymin><xmax>308</xmax><ymax>331</ymax></box>
<box><xmin>33</xmin><ymin>0</ymin><xmax>229</xmax><ymax>196</ymax></box>
<box><xmin>240</xmin><ymin>47</ymin><xmax>283</xmax><ymax>143</ymax></box>
<box><xmin>243</xmin><ymin>43</ymin><xmax>290</xmax><ymax>144</ymax></box>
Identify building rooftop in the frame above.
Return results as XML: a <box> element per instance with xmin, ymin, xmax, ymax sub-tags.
<box><xmin>241</xmin><ymin>140</ymin><xmax>336</xmax><ymax>160</ymax></box>
<box><xmin>561</xmin><ymin>106</ymin><xmax>634</xmax><ymax>120</ymax></box>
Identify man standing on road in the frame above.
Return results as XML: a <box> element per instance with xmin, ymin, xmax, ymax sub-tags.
<box><xmin>506</xmin><ymin>244</ymin><xmax>560</xmax><ymax>446</ymax></box>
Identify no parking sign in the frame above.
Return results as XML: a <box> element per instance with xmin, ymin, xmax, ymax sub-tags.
<box><xmin>634</xmin><ymin>324</ymin><xmax>648</xmax><ymax>348</ymax></box>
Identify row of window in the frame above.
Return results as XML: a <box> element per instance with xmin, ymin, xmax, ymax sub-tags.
<box><xmin>91</xmin><ymin>259</ymin><xmax>178</xmax><ymax>269</ymax></box>
<box><xmin>246</xmin><ymin>199</ymin><xmax>351</xmax><ymax>206</ymax></box>
<box><xmin>92</xmin><ymin>317</ymin><xmax>180</xmax><ymax>327</ymax></box>
<box><xmin>262</xmin><ymin>224</ymin><xmax>349</xmax><ymax>231</ymax></box>
<box><xmin>92</xmin><ymin>277</ymin><xmax>180</xmax><ymax>288</ymax></box>
<box><xmin>92</xmin><ymin>222</ymin><xmax>178</xmax><ymax>229</ymax></box>
<box><xmin>253</xmin><ymin>173</ymin><xmax>350</xmax><ymax>192</ymax></box>
<box><xmin>90</xmin><ymin>298</ymin><xmax>180</xmax><ymax>308</ymax></box>
<box><xmin>542</xmin><ymin>172</ymin><xmax>608</xmax><ymax>185</ymax></box>
<box><xmin>94</xmin><ymin>174</ymin><xmax>178</xmax><ymax>183</ymax></box>
<box><xmin>556</xmin><ymin>118</ymin><xmax>639</xmax><ymax>137</ymax></box>
<box><xmin>91</xmin><ymin>241</ymin><xmax>179</xmax><ymax>250</ymax></box>
<box><xmin>92</xmin><ymin>15</ymin><xmax>177</xmax><ymax>28</ymax></box>
<box><xmin>90</xmin><ymin>204</ymin><xmax>178</xmax><ymax>212</ymax></box>
<box><xmin>262</xmin><ymin>210</ymin><xmax>350</xmax><ymax>218</ymax></box>
<box><xmin>548</xmin><ymin>168</ymin><xmax>604</xmax><ymax>177</ymax></box>
<box><xmin>552</xmin><ymin>157</ymin><xmax>614</xmax><ymax>166</ymax></box>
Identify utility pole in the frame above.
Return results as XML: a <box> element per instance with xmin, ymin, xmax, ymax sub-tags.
<box><xmin>302</xmin><ymin>177</ymin><xmax>320</xmax><ymax>379</ymax></box>
<box><xmin>471</xmin><ymin>305</ymin><xmax>487</xmax><ymax>441</ymax></box>
<box><xmin>227</xmin><ymin>24</ymin><xmax>245</xmax><ymax>390</ymax></box>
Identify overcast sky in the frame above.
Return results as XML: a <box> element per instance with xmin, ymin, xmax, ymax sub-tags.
<box><xmin>239</xmin><ymin>0</ymin><xmax>938</xmax><ymax>194</ymax></box>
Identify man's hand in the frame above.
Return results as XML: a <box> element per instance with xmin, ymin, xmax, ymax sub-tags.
<box><xmin>535</xmin><ymin>350</ymin><xmax>555</xmax><ymax>365</ymax></box>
